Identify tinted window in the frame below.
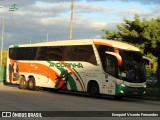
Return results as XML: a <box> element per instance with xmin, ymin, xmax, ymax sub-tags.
<box><xmin>95</xmin><ymin>45</ymin><xmax>114</xmax><ymax>70</ymax></box>
<box><xmin>16</xmin><ymin>48</ymin><xmax>26</xmax><ymax>60</ymax></box>
<box><xmin>9</xmin><ymin>47</ymin><xmax>38</xmax><ymax>60</ymax></box>
<box><xmin>9</xmin><ymin>48</ymin><xmax>17</xmax><ymax>60</ymax></box>
<box><xmin>64</xmin><ymin>46</ymin><xmax>76</xmax><ymax>61</ymax></box>
<box><xmin>119</xmin><ymin>50</ymin><xmax>142</xmax><ymax>62</ymax></box>
<box><xmin>9</xmin><ymin>48</ymin><xmax>26</xmax><ymax>60</ymax></box>
<box><xmin>25</xmin><ymin>47</ymin><xmax>37</xmax><ymax>60</ymax></box>
<box><xmin>9</xmin><ymin>45</ymin><xmax>97</xmax><ymax>65</ymax></box>
<box><xmin>76</xmin><ymin>45</ymin><xmax>97</xmax><ymax>65</ymax></box>
<box><xmin>36</xmin><ymin>46</ymin><xmax>64</xmax><ymax>61</ymax></box>
<box><xmin>105</xmin><ymin>55</ymin><xmax>117</xmax><ymax>76</ymax></box>
<box><xmin>64</xmin><ymin>45</ymin><xmax>97</xmax><ymax>65</ymax></box>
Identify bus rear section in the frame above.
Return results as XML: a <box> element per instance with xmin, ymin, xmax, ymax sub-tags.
<box><xmin>6</xmin><ymin>43</ymin><xmax>100</xmax><ymax>94</ymax></box>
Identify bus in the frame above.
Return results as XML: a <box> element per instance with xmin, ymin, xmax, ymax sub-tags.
<box><xmin>6</xmin><ymin>39</ymin><xmax>152</xmax><ymax>97</ymax></box>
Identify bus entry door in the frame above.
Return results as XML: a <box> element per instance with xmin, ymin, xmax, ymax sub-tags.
<box><xmin>102</xmin><ymin>73</ymin><xmax>116</xmax><ymax>95</ymax></box>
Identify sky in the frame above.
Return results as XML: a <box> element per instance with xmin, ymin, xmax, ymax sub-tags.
<box><xmin>0</xmin><ymin>0</ymin><xmax>160</xmax><ymax>49</ymax></box>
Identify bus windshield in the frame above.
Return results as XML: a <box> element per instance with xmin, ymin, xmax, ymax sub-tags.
<box><xmin>118</xmin><ymin>50</ymin><xmax>146</xmax><ymax>83</ymax></box>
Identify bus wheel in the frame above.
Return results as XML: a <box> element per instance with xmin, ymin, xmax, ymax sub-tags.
<box><xmin>28</xmin><ymin>77</ymin><xmax>36</xmax><ymax>91</ymax></box>
<box><xmin>88</xmin><ymin>82</ymin><xmax>100</xmax><ymax>98</ymax></box>
<box><xmin>19</xmin><ymin>76</ymin><xmax>28</xmax><ymax>90</ymax></box>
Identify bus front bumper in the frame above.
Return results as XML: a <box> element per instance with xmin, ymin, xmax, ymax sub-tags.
<box><xmin>115</xmin><ymin>83</ymin><xmax>146</xmax><ymax>96</ymax></box>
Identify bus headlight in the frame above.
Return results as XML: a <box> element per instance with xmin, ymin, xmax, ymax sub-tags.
<box><xmin>120</xmin><ymin>90</ymin><xmax>124</xmax><ymax>94</ymax></box>
<box><xmin>144</xmin><ymin>85</ymin><xmax>146</xmax><ymax>88</ymax></box>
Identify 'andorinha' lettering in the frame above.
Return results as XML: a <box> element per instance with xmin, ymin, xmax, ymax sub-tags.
<box><xmin>48</xmin><ymin>62</ymin><xmax>83</xmax><ymax>68</ymax></box>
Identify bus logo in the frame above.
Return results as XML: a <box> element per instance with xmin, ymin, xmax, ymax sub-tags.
<box><xmin>48</xmin><ymin>62</ymin><xmax>83</xmax><ymax>68</ymax></box>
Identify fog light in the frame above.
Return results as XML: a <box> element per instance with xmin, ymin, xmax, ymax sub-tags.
<box><xmin>120</xmin><ymin>90</ymin><xmax>124</xmax><ymax>94</ymax></box>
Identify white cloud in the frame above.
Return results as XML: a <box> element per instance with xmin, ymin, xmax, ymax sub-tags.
<box><xmin>89</xmin><ymin>22</ymin><xmax>108</xmax><ymax>29</ymax></box>
<box><xmin>87</xmin><ymin>0</ymin><xmax>160</xmax><ymax>5</ymax></box>
<box><xmin>32</xmin><ymin>2</ymin><xmax>70</xmax><ymax>13</ymax></box>
<box><xmin>0</xmin><ymin>0</ymin><xmax>159</xmax><ymax>49</ymax></box>
<box><xmin>75</xmin><ymin>2</ymin><xmax>108</xmax><ymax>13</ymax></box>
<box><xmin>74</xmin><ymin>18</ymin><xmax>108</xmax><ymax>29</ymax></box>
<box><xmin>39</xmin><ymin>16</ymin><xmax>69</xmax><ymax>25</ymax></box>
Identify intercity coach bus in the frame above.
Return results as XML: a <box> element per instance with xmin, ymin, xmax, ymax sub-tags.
<box><xmin>6</xmin><ymin>39</ymin><xmax>152</xmax><ymax>97</ymax></box>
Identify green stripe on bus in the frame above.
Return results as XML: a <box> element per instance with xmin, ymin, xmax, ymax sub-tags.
<box><xmin>47</xmin><ymin>61</ymin><xmax>77</xmax><ymax>91</ymax></box>
<box><xmin>72</xmin><ymin>68</ymin><xmax>86</xmax><ymax>91</ymax></box>
<box><xmin>115</xmin><ymin>83</ymin><xmax>145</xmax><ymax>96</ymax></box>
<box><xmin>58</xmin><ymin>67</ymin><xmax>78</xmax><ymax>91</ymax></box>
<box><xmin>13</xmin><ymin>45</ymin><xmax>19</xmax><ymax>48</ymax></box>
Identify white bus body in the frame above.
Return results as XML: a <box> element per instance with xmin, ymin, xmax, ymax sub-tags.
<box><xmin>6</xmin><ymin>39</ymin><xmax>147</xmax><ymax>97</ymax></box>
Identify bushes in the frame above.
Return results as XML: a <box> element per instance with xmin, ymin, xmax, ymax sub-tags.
<box><xmin>145</xmin><ymin>53</ymin><xmax>159</xmax><ymax>88</ymax></box>
<box><xmin>0</xmin><ymin>51</ymin><xmax>8</xmax><ymax>66</ymax></box>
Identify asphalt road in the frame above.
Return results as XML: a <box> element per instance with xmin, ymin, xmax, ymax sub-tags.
<box><xmin>0</xmin><ymin>83</ymin><xmax>160</xmax><ymax>120</ymax></box>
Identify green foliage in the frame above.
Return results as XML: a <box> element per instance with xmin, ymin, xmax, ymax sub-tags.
<box><xmin>103</xmin><ymin>14</ymin><xmax>160</xmax><ymax>53</ymax></box>
<box><xmin>102</xmin><ymin>14</ymin><xmax>160</xmax><ymax>77</ymax></box>
<box><xmin>0</xmin><ymin>51</ymin><xmax>8</xmax><ymax>66</ymax></box>
<box><xmin>145</xmin><ymin>53</ymin><xmax>157</xmax><ymax>78</ymax></box>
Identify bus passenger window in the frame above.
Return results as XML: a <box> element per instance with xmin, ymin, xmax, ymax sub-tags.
<box><xmin>9</xmin><ymin>48</ymin><xmax>17</xmax><ymax>60</ymax></box>
<box><xmin>76</xmin><ymin>45</ymin><xmax>97</xmax><ymax>65</ymax></box>
<box><xmin>105</xmin><ymin>57</ymin><xmax>116</xmax><ymax>76</ymax></box>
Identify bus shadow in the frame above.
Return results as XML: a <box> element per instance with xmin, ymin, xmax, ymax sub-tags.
<box><xmin>2</xmin><ymin>84</ymin><xmax>155</xmax><ymax>103</ymax></box>
<box><xmin>41</xmin><ymin>88</ymin><xmax>141</xmax><ymax>103</ymax></box>
<box><xmin>3</xmin><ymin>82</ymin><xmax>19</xmax><ymax>88</ymax></box>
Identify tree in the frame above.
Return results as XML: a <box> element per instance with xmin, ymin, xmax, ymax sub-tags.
<box><xmin>0</xmin><ymin>51</ymin><xmax>8</xmax><ymax>66</ymax></box>
<box><xmin>102</xmin><ymin>14</ymin><xmax>160</xmax><ymax>87</ymax></box>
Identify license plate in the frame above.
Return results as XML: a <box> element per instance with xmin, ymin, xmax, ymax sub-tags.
<box><xmin>133</xmin><ymin>92</ymin><xmax>138</xmax><ymax>95</ymax></box>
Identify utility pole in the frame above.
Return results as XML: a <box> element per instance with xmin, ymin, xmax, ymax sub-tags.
<box><xmin>30</xmin><ymin>37</ymin><xmax>31</xmax><ymax>44</ymax></box>
<box><xmin>0</xmin><ymin>5</ymin><xmax>18</xmax><ymax>66</ymax></box>
<box><xmin>47</xmin><ymin>33</ymin><xmax>48</xmax><ymax>42</ymax></box>
<box><xmin>1</xmin><ymin>16</ymin><xmax>4</xmax><ymax>66</ymax></box>
<box><xmin>69</xmin><ymin>0</ymin><xmax>74</xmax><ymax>40</ymax></box>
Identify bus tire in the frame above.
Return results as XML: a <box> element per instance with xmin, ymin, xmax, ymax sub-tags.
<box><xmin>88</xmin><ymin>81</ymin><xmax>100</xmax><ymax>98</ymax></box>
<box><xmin>28</xmin><ymin>77</ymin><xmax>36</xmax><ymax>91</ymax></box>
<box><xmin>19</xmin><ymin>76</ymin><xmax>28</xmax><ymax>90</ymax></box>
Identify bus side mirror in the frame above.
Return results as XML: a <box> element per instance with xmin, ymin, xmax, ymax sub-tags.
<box><xmin>105</xmin><ymin>52</ymin><xmax>122</xmax><ymax>65</ymax></box>
<box><xmin>142</xmin><ymin>56</ymin><xmax>154</xmax><ymax>69</ymax></box>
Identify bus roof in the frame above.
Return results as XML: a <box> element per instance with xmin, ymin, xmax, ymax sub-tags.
<box><xmin>93</xmin><ymin>39</ymin><xmax>140</xmax><ymax>51</ymax></box>
<box><xmin>9</xmin><ymin>39</ymin><xmax>140</xmax><ymax>51</ymax></box>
